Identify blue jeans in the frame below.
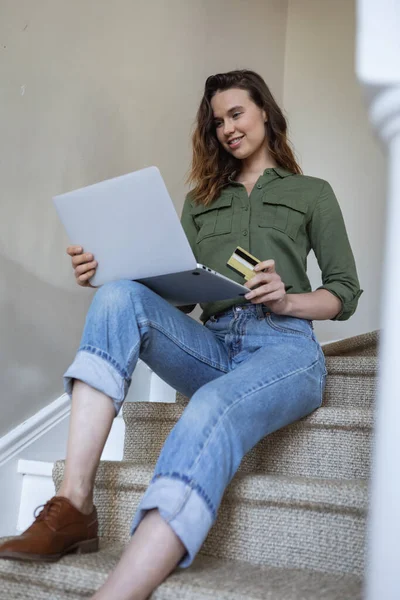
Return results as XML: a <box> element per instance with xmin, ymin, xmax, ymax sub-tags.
<box><xmin>64</xmin><ymin>280</ymin><xmax>327</xmax><ymax>567</ymax></box>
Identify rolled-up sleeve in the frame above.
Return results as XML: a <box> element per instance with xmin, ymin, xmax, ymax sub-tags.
<box><xmin>309</xmin><ymin>181</ymin><xmax>363</xmax><ymax>321</ymax></box>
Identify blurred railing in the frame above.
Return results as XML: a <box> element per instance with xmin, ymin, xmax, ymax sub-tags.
<box><xmin>356</xmin><ymin>2</ymin><xmax>400</xmax><ymax>599</ymax></box>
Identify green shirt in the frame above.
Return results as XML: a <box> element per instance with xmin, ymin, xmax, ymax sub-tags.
<box><xmin>180</xmin><ymin>167</ymin><xmax>362</xmax><ymax>324</ymax></box>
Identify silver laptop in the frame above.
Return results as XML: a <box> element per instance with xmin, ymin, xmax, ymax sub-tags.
<box><xmin>53</xmin><ymin>166</ymin><xmax>248</xmax><ymax>305</ymax></box>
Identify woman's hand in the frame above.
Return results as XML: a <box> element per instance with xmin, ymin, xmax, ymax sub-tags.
<box><xmin>244</xmin><ymin>259</ymin><xmax>289</xmax><ymax>314</ymax></box>
<box><xmin>66</xmin><ymin>246</ymin><xmax>98</xmax><ymax>287</ymax></box>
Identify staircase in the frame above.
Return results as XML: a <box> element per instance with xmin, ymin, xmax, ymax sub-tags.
<box><xmin>0</xmin><ymin>330</ymin><xmax>378</xmax><ymax>599</ymax></box>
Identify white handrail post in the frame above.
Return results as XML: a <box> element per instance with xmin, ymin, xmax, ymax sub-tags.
<box><xmin>356</xmin><ymin>2</ymin><xmax>400</xmax><ymax>599</ymax></box>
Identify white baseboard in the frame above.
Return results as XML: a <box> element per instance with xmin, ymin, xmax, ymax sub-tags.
<box><xmin>0</xmin><ymin>394</ymin><xmax>70</xmax><ymax>468</ymax></box>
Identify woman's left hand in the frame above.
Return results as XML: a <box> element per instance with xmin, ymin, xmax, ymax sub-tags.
<box><xmin>244</xmin><ymin>259</ymin><xmax>289</xmax><ymax>315</ymax></box>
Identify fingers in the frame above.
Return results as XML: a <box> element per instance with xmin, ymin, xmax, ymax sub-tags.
<box><xmin>66</xmin><ymin>246</ymin><xmax>94</xmax><ymax>268</ymax></box>
<box><xmin>243</xmin><ymin>258</ymin><xmax>285</xmax><ymax>306</ymax></box>
<box><xmin>74</xmin><ymin>260</ymin><xmax>97</xmax><ymax>277</ymax></box>
<box><xmin>245</xmin><ymin>270</ymin><xmax>276</xmax><ymax>289</ymax></box>
<box><xmin>252</xmin><ymin>290</ymin><xmax>284</xmax><ymax>304</ymax></box>
<box><xmin>66</xmin><ymin>245</ymin><xmax>97</xmax><ymax>287</ymax></box>
<box><xmin>254</xmin><ymin>259</ymin><xmax>275</xmax><ymax>273</ymax></box>
<box><xmin>66</xmin><ymin>245</ymin><xmax>83</xmax><ymax>257</ymax></box>
<box><xmin>244</xmin><ymin>259</ymin><xmax>276</xmax><ymax>290</ymax></box>
<box><xmin>72</xmin><ymin>253</ymin><xmax>95</xmax><ymax>269</ymax></box>
<box><xmin>245</xmin><ymin>281</ymin><xmax>281</xmax><ymax>300</ymax></box>
<box><xmin>76</xmin><ymin>269</ymin><xmax>96</xmax><ymax>286</ymax></box>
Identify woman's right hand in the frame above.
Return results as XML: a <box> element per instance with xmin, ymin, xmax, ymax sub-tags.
<box><xmin>66</xmin><ymin>246</ymin><xmax>98</xmax><ymax>287</ymax></box>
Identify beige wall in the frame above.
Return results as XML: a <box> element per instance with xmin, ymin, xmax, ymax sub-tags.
<box><xmin>283</xmin><ymin>0</ymin><xmax>386</xmax><ymax>342</ymax></box>
<box><xmin>0</xmin><ymin>0</ymin><xmax>288</xmax><ymax>436</ymax></box>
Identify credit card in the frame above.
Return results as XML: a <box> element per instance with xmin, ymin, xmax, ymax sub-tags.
<box><xmin>227</xmin><ymin>246</ymin><xmax>261</xmax><ymax>281</ymax></box>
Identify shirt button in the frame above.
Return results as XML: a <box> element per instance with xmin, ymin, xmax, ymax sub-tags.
<box><xmin>244</xmin><ymin>206</ymin><xmax>249</xmax><ymax>211</ymax></box>
<box><xmin>242</xmin><ymin>230</ymin><xmax>248</xmax><ymax>236</ymax></box>
<box><xmin>256</xmin><ymin>183</ymin><xmax>262</xmax><ymax>189</ymax></box>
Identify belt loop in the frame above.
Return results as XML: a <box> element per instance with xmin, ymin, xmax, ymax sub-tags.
<box><xmin>256</xmin><ymin>304</ymin><xmax>264</xmax><ymax>319</ymax></box>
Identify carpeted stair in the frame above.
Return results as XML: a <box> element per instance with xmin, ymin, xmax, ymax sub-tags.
<box><xmin>0</xmin><ymin>330</ymin><xmax>378</xmax><ymax>599</ymax></box>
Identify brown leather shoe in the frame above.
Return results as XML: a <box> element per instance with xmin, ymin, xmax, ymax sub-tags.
<box><xmin>0</xmin><ymin>496</ymin><xmax>98</xmax><ymax>562</ymax></box>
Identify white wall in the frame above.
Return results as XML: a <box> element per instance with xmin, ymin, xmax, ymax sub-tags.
<box><xmin>0</xmin><ymin>0</ymin><xmax>288</xmax><ymax>436</ymax></box>
<box><xmin>283</xmin><ymin>0</ymin><xmax>386</xmax><ymax>342</ymax></box>
<box><xmin>3</xmin><ymin>0</ymin><xmax>381</xmax><ymax>440</ymax></box>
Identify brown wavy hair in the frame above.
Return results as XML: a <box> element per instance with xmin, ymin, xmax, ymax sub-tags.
<box><xmin>187</xmin><ymin>70</ymin><xmax>302</xmax><ymax>206</ymax></box>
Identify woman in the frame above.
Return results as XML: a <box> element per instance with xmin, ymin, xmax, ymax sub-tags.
<box><xmin>0</xmin><ymin>70</ymin><xmax>362</xmax><ymax>600</ymax></box>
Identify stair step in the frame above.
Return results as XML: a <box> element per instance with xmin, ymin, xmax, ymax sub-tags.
<box><xmin>123</xmin><ymin>404</ymin><xmax>373</xmax><ymax>479</ymax></box>
<box><xmin>52</xmin><ymin>461</ymin><xmax>368</xmax><ymax>575</ymax></box>
<box><xmin>0</xmin><ymin>539</ymin><xmax>363</xmax><ymax>599</ymax></box>
<box><xmin>324</xmin><ymin>356</ymin><xmax>377</xmax><ymax>408</ymax></box>
<box><xmin>322</xmin><ymin>330</ymin><xmax>378</xmax><ymax>358</ymax></box>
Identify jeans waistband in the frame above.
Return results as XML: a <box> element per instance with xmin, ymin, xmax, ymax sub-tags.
<box><xmin>208</xmin><ymin>303</ymin><xmax>268</xmax><ymax>323</ymax></box>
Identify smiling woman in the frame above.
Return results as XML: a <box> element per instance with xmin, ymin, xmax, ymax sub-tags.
<box><xmin>188</xmin><ymin>70</ymin><xmax>302</xmax><ymax>207</ymax></box>
<box><xmin>213</xmin><ymin>95</ymin><xmax>267</xmax><ymax>159</ymax></box>
<box><xmin>182</xmin><ymin>70</ymin><xmax>360</xmax><ymax>325</ymax></box>
<box><xmin>0</xmin><ymin>69</ymin><xmax>362</xmax><ymax>600</ymax></box>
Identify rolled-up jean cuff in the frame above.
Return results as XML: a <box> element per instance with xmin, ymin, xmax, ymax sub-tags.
<box><xmin>130</xmin><ymin>476</ymin><xmax>214</xmax><ymax>568</ymax></box>
<box><xmin>63</xmin><ymin>349</ymin><xmax>129</xmax><ymax>415</ymax></box>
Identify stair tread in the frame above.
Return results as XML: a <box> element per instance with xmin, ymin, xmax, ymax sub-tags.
<box><xmin>79</xmin><ymin>461</ymin><xmax>368</xmax><ymax>511</ymax></box>
<box><xmin>0</xmin><ymin>539</ymin><xmax>362</xmax><ymax>599</ymax></box>
<box><xmin>123</xmin><ymin>401</ymin><xmax>374</xmax><ymax>425</ymax></box>
<box><xmin>300</xmin><ymin>406</ymin><xmax>373</xmax><ymax>427</ymax></box>
<box><xmin>322</xmin><ymin>330</ymin><xmax>378</xmax><ymax>358</ymax></box>
<box><xmin>324</xmin><ymin>355</ymin><xmax>377</xmax><ymax>373</ymax></box>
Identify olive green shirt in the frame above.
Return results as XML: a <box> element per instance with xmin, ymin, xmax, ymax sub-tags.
<box><xmin>180</xmin><ymin>167</ymin><xmax>362</xmax><ymax>324</ymax></box>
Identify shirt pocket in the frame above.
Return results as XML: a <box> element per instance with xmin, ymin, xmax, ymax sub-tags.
<box><xmin>258</xmin><ymin>192</ymin><xmax>308</xmax><ymax>242</ymax></box>
<box><xmin>190</xmin><ymin>194</ymin><xmax>233</xmax><ymax>244</ymax></box>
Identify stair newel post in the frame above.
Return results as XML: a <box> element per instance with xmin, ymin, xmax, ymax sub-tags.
<box><xmin>356</xmin><ymin>1</ymin><xmax>400</xmax><ymax>599</ymax></box>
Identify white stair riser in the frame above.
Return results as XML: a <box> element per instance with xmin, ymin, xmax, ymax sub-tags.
<box><xmin>17</xmin><ymin>472</ymin><xmax>55</xmax><ymax>533</ymax></box>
